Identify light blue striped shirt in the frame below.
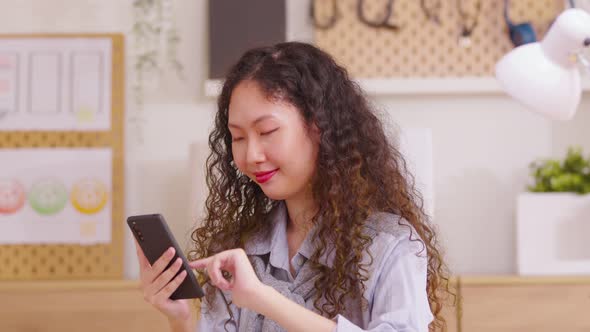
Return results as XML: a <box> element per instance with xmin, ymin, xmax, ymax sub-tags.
<box><xmin>197</xmin><ymin>201</ymin><xmax>433</xmax><ymax>331</ymax></box>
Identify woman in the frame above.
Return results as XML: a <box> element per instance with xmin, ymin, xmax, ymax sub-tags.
<box><xmin>136</xmin><ymin>42</ymin><xmax>452</xmax><ymax>331</ymax></box>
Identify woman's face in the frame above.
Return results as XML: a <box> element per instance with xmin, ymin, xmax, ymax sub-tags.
<box><xmin>228</xmin><ymin>80</ymin><xmax>319</xmax><ymax>200</ymax></box>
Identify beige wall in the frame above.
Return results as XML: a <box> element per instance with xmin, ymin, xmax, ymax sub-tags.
<box><xmin>1</xmin><ymin>0</ymin><xmax>589</xmax><ymax>278</ymax></box>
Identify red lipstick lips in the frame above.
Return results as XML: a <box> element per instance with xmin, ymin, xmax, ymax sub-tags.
<box><xmin>254</xmin><ymin>169</ymin><xmax>278</xmax><ymax>184</ymax></box>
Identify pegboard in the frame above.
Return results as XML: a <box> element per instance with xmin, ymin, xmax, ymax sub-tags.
<box><xmin>313</xmin><ymin>0</ymin><xmax>565</xmax><ymax>78</ymax></box>
<box><xmin>0</xmin><ymin>34</ymin><xmax>125</xmax><ymax>280</ymax></box>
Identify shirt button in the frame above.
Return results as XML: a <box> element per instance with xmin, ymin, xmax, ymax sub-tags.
<box><xmin>296</xmin><ymin>255</ymin><xmax>305</xmax><ymax>266</ymax></box>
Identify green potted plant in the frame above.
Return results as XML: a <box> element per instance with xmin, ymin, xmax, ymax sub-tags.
<box><xmin>517</xmin><ymin>146</ymin><xmax>590</xmax><ymax>276</ymax></box>
<box><xmin>527</xmin><ymin>147</ymin><xmax>590</xmax><ymax>194</ymax></box>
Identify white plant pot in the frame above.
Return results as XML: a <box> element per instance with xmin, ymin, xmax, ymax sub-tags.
<box><xmin>517</xmin><ymin>192</ymin><xmax>590</xmax><ymax>276</ymax></box>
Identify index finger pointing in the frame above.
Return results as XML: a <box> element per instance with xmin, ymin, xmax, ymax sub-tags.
<box><xmin>189</xmin><ymin>257</ymin><xmax>212</xmax><ymax>270</ymax></box>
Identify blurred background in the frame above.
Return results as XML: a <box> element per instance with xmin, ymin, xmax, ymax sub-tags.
<box><xmin>0</xmin><ymin>0</ymin><xmax>589</xmax><ymax>331</ymax></box>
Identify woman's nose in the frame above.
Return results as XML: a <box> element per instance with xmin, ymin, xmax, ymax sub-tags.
<box><xmin>245</xmin><ymin>139</ymin><xmax>265</xmax><ymax>165</ymax></box>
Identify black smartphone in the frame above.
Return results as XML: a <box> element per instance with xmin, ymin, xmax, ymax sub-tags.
<box><xmin>127</xmin><ymin>213</ymin><xmax>205</xmax><ymax>300</ymax></box>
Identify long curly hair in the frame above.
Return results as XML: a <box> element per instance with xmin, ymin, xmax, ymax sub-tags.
<box><xmin>188</xmin><ymin>42</ymin><xmax>454</xmax><ymax>331</ymax></box>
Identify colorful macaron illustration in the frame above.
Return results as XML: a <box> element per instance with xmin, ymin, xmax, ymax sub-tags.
<box><xmin>28</xmin><ymin>178</ymin><xmax>69</xmax><ymax>215</ymax></box>
<box><xmin>70</xmin><ymin>178</ymin><xmax>108</xmax><ymax>214</ymax></box>
<box><xmin>0</xmin><ymin>178</ymin><xmax>26</xmax><ymax>214</ymax></box>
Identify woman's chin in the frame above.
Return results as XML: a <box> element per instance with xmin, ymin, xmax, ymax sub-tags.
<box><xmin>260</xmin><ymin>188</ymin><xmax>289</xmax><ymax>201</ymax></box>
<box><xmin>258</xmin><ymin>181</ymin><xmax>290</xmax><ymax>200</ymax></box>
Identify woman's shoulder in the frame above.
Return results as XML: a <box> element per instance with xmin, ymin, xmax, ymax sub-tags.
<box><xmin>359</xmin><ymin>212</ymin><xmax>428</xmax><ymax>296</ymax></box>
<box><xmin>361</xmin><ymin>211</ymin><xmax>426</xmax><ymax>264</ymax></box>
<box><xmin>363</xmin><ymin>212</ymin><xmax>422</xmax><ymax>243</ymax></box>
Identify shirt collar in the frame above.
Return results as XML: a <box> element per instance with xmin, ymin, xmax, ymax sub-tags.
<box><xmin>243</xmin><ymin>201</ymin><xmax>335</xmax><ymax>268</ymax></box>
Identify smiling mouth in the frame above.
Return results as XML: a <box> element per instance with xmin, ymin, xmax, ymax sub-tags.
<box><xmin>254</xmin><ymin>169</ymin><xmax>279</xmax><ymax>183</ymax></box>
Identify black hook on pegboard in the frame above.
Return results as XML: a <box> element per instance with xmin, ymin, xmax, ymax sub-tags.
<box><xmin>356</xmin><ymin>0</ymin><xmax>401</xmax><ymax>31</ymax></box>
<box><xmin>310</xmin><ymin>0</ymin><xmax>341</xmax><ymax>30</ymax></box>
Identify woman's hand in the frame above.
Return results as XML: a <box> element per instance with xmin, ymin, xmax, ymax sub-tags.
<box><xmin>189</xmin><ymin>248</ymin><xmax>265</xmax><ymax>310</ymax></box>
<box><xmin>190</xmin><ymin>249</ymin><xmax>337</xmax><ymax>332</ymax></box>
<box><xmin>134</xmin><ymin>240</ymin><xmax>192</xmax><ymax>323</ymax></box>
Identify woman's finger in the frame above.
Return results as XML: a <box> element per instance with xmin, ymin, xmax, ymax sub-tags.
<box><xmin>147</xmin><ymin>257</ymin><xmax>183</xmax><ymax>295</ymax></box>
<box><xmin>147</xmin><ymin>247</ymin><xmax>176</xmax><ymax>283</ymax></box>
<box><xmin>156</xmin><ymin>270</ymin><xmax>188</xmax><ymax>301</ymax></box>
<box><xmin>208</xmin><ymin>256</ymin><xmax>231</xmax><ymax>290</ymax></box>
<box><xmin>189</xmin><ymin>257</ymin><xmax>212</xmax><ymax>270</ymax></box>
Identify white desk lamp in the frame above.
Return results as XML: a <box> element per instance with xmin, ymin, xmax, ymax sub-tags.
<box><xmin>495</xmin><ymin>8</ymin><xmax>590</xmax><ymax>121</ymax></box>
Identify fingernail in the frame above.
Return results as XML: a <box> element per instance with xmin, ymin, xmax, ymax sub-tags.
<box><xmin>167</xmin><ymin>247</ymin><xmax>175</xmax><ymax>256</ymax></box>
<box><xmin>176</xmin><ymin>257</ymin><xmax>182</xmax><ymax>265</ymax></box>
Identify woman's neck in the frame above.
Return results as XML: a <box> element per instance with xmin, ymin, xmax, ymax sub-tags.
<box><xmin>284</xmin><ymin>191</ymin><xmax>317</xmax><ymax>236</ymax></box>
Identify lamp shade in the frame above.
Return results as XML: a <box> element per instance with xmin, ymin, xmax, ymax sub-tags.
<box><xmin>495</xmin><ymin>8</ymin><xmax>590</xmax><ymax>121</ymax></box>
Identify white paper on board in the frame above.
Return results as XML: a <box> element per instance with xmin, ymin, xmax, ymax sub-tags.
<box><xmin>0</xmin><ymin>38</ymin><xmax>112</xmax><ymax>131</ymax></box>
<box><xmin>0</xmin><ymin>148</ymin><xmax>112</xmax><ymax>245</ymax></box>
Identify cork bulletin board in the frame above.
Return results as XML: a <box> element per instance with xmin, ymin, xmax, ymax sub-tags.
<box><xmin>313</xmin><ymin>0</ymin><xmax>565</xmax><ymax>78</ymax></box>
<box><xmin>0</xmin><ymin>34</ymin><xmax>125</xmax><ymax>280</ymax></box>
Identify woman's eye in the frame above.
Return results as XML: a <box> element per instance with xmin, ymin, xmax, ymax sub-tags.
<box><xmin>261</xmin><ymin>128</ymin><xmax>279</xmax><ymax>136</ymax></box>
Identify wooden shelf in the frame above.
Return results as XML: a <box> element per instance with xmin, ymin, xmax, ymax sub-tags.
<box><xmin>2</xmin><ymin>276</ymin><xmax>590</xmax><ymax>331</ymax></box>
<box><xmin>0</xmin><ymin>279</ymin><xmax>141</xmax><ymax>291</ymax></box>
<box><xmin>460</xmin><ymin>277</ymin><xmax>590</xmax><ymax>332</ymax></box>
<box><xmin>460</xmin><ymin>275</ymin><xmax>590</xmax><ymax>286</ymax></box>
<box><xmin>0</xmin><ymin>279</ymin><xmax>175</xmax><ymax>332</ymax></box>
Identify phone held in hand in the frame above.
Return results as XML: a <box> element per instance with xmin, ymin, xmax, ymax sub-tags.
<box><xmin>127</xmin><ymin>213</ymin><xmax>205</xmax><ymax>300</ymax></box>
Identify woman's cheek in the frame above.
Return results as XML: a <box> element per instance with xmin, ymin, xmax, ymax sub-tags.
<box><xmin>232</xmin><ymin>148</ymin><xmax>247</xmax><ymax>174</ymax></box>
<box><xmin>264</xmin><ymin>146</ymin><xmax>284</xmax><ymax>168</ymax></box>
